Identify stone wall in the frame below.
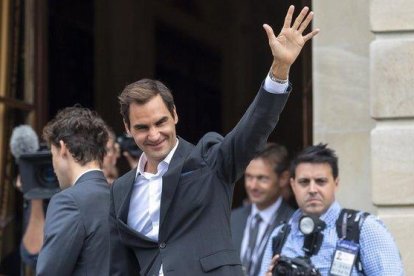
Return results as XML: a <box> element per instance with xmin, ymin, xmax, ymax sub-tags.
<box><xmin>313</xmin><ymin>0</ymin><xmax>413</xmax><ymax>273</ymax></box>
<box><xmin>312</xmin><ymin>0</ymin><xmax>375</xmax><ymax>213</ymax></box>
<box><xmin>370</xmin><ymin>0</ymin><xmax>414</xmax><ymax>273</ymax></box>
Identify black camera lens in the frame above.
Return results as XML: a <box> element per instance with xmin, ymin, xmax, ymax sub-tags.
<box><xmin>37</xmin><ymin>164</ymin><xmax>58</xmax><ymax>188</ymax></box>
<box><xmin>275</xmin><ymin>266</ymin><xmax>288</xmax><ymax>275</ymax></box>
<box><xmin>117</xmin><ymin>135</ymin><xmax>141</xmax><ymax>158</ymax></box>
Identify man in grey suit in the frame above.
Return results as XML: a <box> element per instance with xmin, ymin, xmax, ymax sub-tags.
<box><xmin>109</xmin><ymin>5</ymin><xmax>319</xmax><ymax>275</ymax></box>
<box><xmin>231</xmin><ymin>143</ymin><xmax>296</xmax><ymax>276</ymax></box>
<box><xmin>36</xmin><ymin>107</ymin><xmax>110</xmax><ymax>276</ymax></box>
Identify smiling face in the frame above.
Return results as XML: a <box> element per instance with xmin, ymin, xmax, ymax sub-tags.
<box><xmin>244</xmin><ymin>158</ymin><xmax>284</xmax><ymax>210</ymax></box>
<box><xmin>290</xmin><ymin>162</ymin><xmax>338</xmax><ymax>216</ymax></box>
<box><xmin>125</xmin><ymin>94</ymin><xmax>178</xmax><ymax>172</ymax></box>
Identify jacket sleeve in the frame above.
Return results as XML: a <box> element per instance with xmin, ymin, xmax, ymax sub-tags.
<box><xmin>109</xmin><ymin>184</ymin><xmax>141</xmax><ymax>276</ymax></box>
<box><xmin>36</xmin><ymin>193</ymin><xmax>84</xmax><ymax>276</ymax></box>
<box><xmin>205</xmin><ymin>84</ymin><xmax>290</xmax><ymax>184</ymax></box>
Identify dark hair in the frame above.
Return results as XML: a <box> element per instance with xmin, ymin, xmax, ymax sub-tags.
<box><xmin>290</xmin><ymin>143</ymin><xmax>338</xmax><ymax>179</ymax></box>
<box><xmin>253</xmin><ymin>143</ymin><xmax>289</xmax><ymax>175</ymax></box>
<box><xmin>119</xmin><ymin>79</ymin><xmax>175</xmax><ymax>128</ymax></box>
<box><xmin>42</xmin><ymin>106</ymin><xmax>109</xmax><ymax>166</ymax></box>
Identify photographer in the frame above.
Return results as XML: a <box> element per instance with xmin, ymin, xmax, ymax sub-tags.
<box><xmin>260</xmin><ymin>144</ymin><xmax>404</xmax><ymax>276</ymax></box>
<box><xmin>9</xmin><ymin>125</ymin><xmax>52</xmax><ymax>273</ymax></box>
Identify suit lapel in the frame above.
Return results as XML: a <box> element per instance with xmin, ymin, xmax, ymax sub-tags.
<box><xmin>159</xmin><ymin>138</ymin><xmax>193</xmax><ymax>231</ymax></box>
<box><xmin>252</xmin><ymin>200</ymin><xmax>294</xmax><ymax>276</ymax></box>
<box><xmin>117</xmin><ymin>169</ymin><xmax>138</xmax><ymax>222</ymax></box>
<box><xmin>233</xmin><ymin>206</ymin><xmax>251</xmax><ymax>253</ymax></box>
<box><xmin>273</xmin><ymin>199</ymin><xmax>294</xmax><ymax>226</ymax></box>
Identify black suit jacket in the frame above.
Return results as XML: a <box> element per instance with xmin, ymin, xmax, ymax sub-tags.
<box><xmin>109</xmin><ymin>85</ymin><xmax>290</xmax><ymax>275</ymax></box>
<box><xmin>230</xmin><ymin>200</ymin><xmax>295</xmax><ymax>275</ymax></box>
<box><xmin>37</xmin><ymin>170</ymin><xmax>110</xmax><ymax>276</ymax></box>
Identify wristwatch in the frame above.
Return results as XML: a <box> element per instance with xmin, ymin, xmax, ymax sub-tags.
<box><xmin>268</xmin><ymin>71</ymin><xmax>288</xmax><ymax>84</ymax></box>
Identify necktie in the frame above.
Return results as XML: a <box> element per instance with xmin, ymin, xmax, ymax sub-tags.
<box><xmin>243</xmin><ymin>214</ymin><xmax>262</xmax><ymax>275</ymax></box>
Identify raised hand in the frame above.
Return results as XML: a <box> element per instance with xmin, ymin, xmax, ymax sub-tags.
<box><xmin>263</xmin><ymin>6</ymin><xmax>319</xmax><ymax>80</ymax></box>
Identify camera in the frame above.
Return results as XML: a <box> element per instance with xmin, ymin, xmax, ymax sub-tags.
<box><xmin>273</xmin><ymin>256</ymin><xmax>320</xmax><ymax>276</ymax></box>
<box><xmin>18</xmin><ymin>150</ymin><xmax>60</xmax><ymax>199</ymax></box>
<box><xmin>117</xmin><ymin>134</ymin><xmax>142</xmax><ymax>158</ymax></box>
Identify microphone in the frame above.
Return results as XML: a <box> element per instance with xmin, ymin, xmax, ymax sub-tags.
<box><xmin>10</xmin><ymin>125</ymin><xmax>40</xmax><ymax>160</ymax></box>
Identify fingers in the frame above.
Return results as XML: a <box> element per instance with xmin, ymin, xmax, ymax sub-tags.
<box><xmin>283</xmin><ymin>5</ymin><xmax>295</xmax><ymax>29</ymax></box>
<box><xmin>263</xmin><ymin>24</ymin><xmax>277</xmax><ymax>43</ymax></box>
<box><xmin>303</xmin><ymin>28</ymin><xmax>320</xmax><ymax>42</ymax></box>
<box><xmin>266</xmin><ymin>254</ymin><xmax>280</xmax><ymax>275</ymax></box>
<box><xmin>298</xmin><ymin>11</ymin><xmax>314</xmax><ymax>33</ymax></box>
<box><xmin>292</xmin><ymin>6</ymin><xmax>309</xmax><ymax>30</ymax></box>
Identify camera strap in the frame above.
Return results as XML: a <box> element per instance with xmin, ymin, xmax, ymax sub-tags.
<box><xmin>334</xmin><ymin>208</ymin><xmax>369</xmax><ymax>274</ymax></box>
<box><xmin>271</xmin><ymin>223</ymin><xmax>291</xmax><ymax>256</ymax></box>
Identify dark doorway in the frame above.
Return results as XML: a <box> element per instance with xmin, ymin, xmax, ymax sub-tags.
<box><xmin>41</xmin><ymin>0</ymin><xmax>313</xmax><ymax>206</ymax></box>
<box><xmin>47</xmin><ymin>0</ymin><xmax>95</xmax><ymax>118</ymax></box>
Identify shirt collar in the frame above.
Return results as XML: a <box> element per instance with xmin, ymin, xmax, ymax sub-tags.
<box><xmin>135</xmin><ymin>138</ymin><xmax>179</xmax><ymax>178</ymax></box>
<box><xmin>251</xmin><ymin>197</ymin><xmax>283</xmax><ymax>225</ymax></box>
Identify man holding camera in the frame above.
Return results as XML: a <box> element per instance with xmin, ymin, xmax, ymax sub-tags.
<box><xmin>260</xmin><ymin>144</ymin><xmax>404</xmax><ymax>276</ymax></box>
<box><xmin>109</xmin><ymin>5</ymin><xmax>318</xmax><ymax>275</ymax></box>
<box><xmin>36</xmin><ymin>107</ymin><xmax>110</xmax><ymax>276</ymax></box>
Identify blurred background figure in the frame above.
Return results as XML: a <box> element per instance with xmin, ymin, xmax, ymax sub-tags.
<box><xmin>103</xmin><ymin>127</ymin><xmax>120</xmax><ymax>184</ymax></box>
<box><xmin>9</xmin><ymin>125</ymin><xmax>51</xmax><ymax>275</ymax></box>
<box><xmin>231</xmin><ymin>143</ymin><xmax>297</xmax><ymax>276</ymax></box>
<box><xmin>116</xmin><ymin>133</ymin><xmax>142</xmax><ymax>170</ymax></box>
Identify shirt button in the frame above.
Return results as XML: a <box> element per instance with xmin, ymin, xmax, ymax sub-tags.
<box><xmin>159</xmin><ymin>242</ymin><xmax>166</xmax><ymax>249</ymax></box>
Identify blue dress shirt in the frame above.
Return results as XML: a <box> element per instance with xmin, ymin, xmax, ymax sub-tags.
<box><xmin>259</xmin><ymin>201</ymin><xmax>404</xmax><ymax>276</ymax></box>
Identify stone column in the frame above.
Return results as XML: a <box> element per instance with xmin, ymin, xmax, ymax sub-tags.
<box><xmin>312</xmin><ymin>0</ymin><xmax>375</xmax><ymax>213</ymax></box>
<box><xmin>370</xmin><ymin>0</ymin><xmax>414</xmax><ymax>273</ymax></box>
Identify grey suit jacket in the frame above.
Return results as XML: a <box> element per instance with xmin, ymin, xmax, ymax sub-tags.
<box><xmin>109</xmin><ymin>85</ymin><xmax>291</xmax><ymax>276</ymax></box>
<box><xmin>37</xmin><ymin>170</ymin><xmax>110</xmax><ymax>276</ymax></box>
<box><xmin>230</xmin><ymin>200</ymin><xmax>295</xmax><ymax>276</ymax></box>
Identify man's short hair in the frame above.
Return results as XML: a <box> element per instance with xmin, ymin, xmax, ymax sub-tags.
<box><xmin>290</xmin><ymin>143</ymin><xmax>338</xmax><ymax>178</ymax></box>
<box><xmin>253</xmin><ymin>143</ymin><xmax>289</xmax><ymax>175</ymax></box>
<box><xmin>118</xmin><ymin>79</ymin><xmax>175</xmax><ymax>128</ymax></box>
<box><xmin>43</xmin><ymin>106</ymin><xmax>109</xmax><ymax>166</ymax></box>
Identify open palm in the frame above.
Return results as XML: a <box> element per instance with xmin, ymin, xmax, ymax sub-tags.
<box><xmin>264</xmin><ymin>6</ymin><xmax>319</xmax><ymax>68</ymax></box>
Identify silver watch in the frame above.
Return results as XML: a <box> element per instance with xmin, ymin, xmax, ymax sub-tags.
<box><xmin>268</xmin><ymin>71</ymin><xmax>288</xmax><ymax>84</ymax></box>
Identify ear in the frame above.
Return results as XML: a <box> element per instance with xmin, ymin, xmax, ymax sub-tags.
<box><xmin>289</xmin><ymin>177</ymin><xmax>295</xmax><ymax>190</ymax></box>
<box><xmin>334</xmin><ymin>177</ymin><xmax>339</xmax><ymax>190</ymax></box>
<box><xmin>173</xmin><ymin>106</ymin><xmax>179</xmax><ymax>124</ymax></box>
<box><xmin>58</xmin><ymin>140</ymin><xmax>68</xmax><ymax>157</ymax></box>
<box><xmin>123</xmin><ymin>120</ymin><xmax>131</xmax><ymax>135</ymax></box>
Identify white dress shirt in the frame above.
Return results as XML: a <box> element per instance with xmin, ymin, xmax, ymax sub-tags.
<box><xmin>127</xmin><ymin>139</ymin><xmax>179</xmax><ymax>241</ymax></box>
<box><xmin>240</xmin><ymin>197</ymin><xmax>283</xmax><ymax>264</ymax></box>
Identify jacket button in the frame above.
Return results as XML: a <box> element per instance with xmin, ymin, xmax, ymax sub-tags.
<box><xmin>159</xmin><ymin>242</ymin><xmax>166</xmax><ymax>249</ymax></box>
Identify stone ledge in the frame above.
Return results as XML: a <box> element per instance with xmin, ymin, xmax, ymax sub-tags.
<box><xmin>370</xmin><ymin>39</ymin><xmax>414</xmax><ymax>118</ymax></box>
<box><xmin>371</xmin><ymin>126</ymin><xmax>414</xmax><ymax>205</ymax></box>
<box><xmin>371</xmin><ymin>0</ymin><xmax>414</xmax><ymax>32</ymax></box>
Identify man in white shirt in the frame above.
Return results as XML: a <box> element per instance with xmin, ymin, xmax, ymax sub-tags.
<box><xmin>109</xmin><ymin>5</ymin><xmax>319</xmax><ymax>275</ymax></box>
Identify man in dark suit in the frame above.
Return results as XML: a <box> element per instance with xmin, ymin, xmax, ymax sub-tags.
<box><xmin>36</xmin><ymin>107</ymin><xmax>110</xmax><ymax>276</ymax></box>
<box><xmin>109</xmin><ymin>6</ymin><xmax>319</xmax><ymax>275</ymax></box>
<box><xmin>231</xmin><ymin>143</ymin><xmax>295</xmax><ymax>276</ymax></box>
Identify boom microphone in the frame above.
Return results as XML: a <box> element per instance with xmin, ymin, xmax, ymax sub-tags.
<box><xmin>10</xmin><ymin>125</ymin><xmax>40</xmax><ymax>160</ymax></box>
